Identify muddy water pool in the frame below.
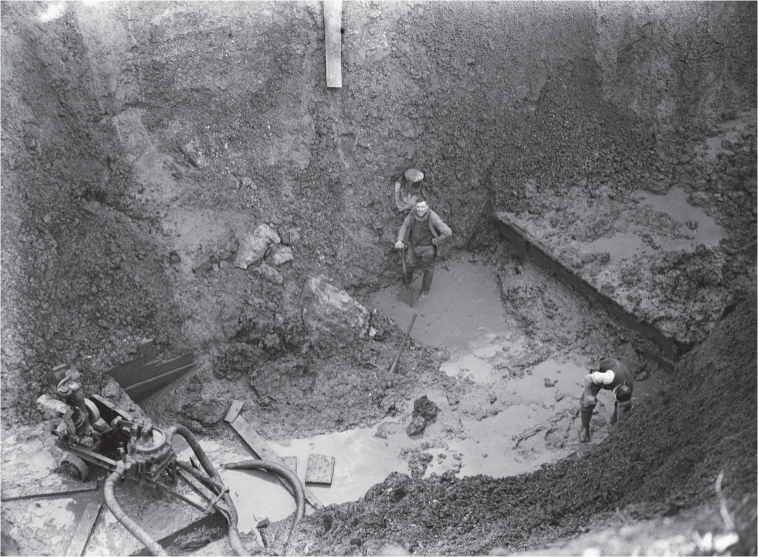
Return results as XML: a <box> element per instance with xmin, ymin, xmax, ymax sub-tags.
<box><xmin>581</xmin><ymin>186</ymin><xmax>725</xmax><ymax>263</ymax></box>
<box><xmin>173</xmin><ymin>260</ymin><xmax>664</xmax><ymax>528</ymax></box>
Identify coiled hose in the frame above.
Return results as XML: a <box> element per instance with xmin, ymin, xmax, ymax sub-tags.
<box><xmin>222</xmin><ymin>459</ymin><xmax>305</xmax><ymax>547</ymax></box>
<box><xmin>169</xmin><ymin>425</ymin><xmax>248</xmax><ymax>557</ymax></box>
<box><xmin>104</xmin><ymin>470</ymin><xmax>168</xmax><ymax>556</ymax></box>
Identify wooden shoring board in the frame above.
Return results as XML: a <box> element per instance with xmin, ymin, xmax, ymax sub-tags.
<box><xmin>1</xmin><ymin>481</ymin><xmax>99</xmax><ymax>502</ymax></box>
<box><xmin>105</xmin><ymin>356</ymin><xmax>148</xmax><ymax>384</ymax></box>
<box><xmin>124</xmin><ymin>362</ymin><xmax>194</xmax><ymax>401</ymax></box>
<box><xmin>324</xmin><ymin>0</ymin><xmax>342</xmax><ymax>87</ymax></box>
<box><xmin>282</xmin><ymin>456</ymin><xmax>298</xmax><ymax>475</ymax></box>
<box><xmin>225</xmin><ymin>405</ymin><xmax>322</xmax><ymax>510</ymax></box>
<box><xmin>107</xmin><ymin>352</ymin><xmax>193</xmax><ymax>387</ymax></box>
<box><xmin>65</xmin><ymin>501</ymin><xmax>102</xmax><ymax>556</ymax></box>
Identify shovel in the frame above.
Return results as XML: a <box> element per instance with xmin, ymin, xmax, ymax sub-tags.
<box><xmin>399</xmin><ymin>247</ymin><xmax>414</xmax><ymax>307</ymax></box>
<box><xmin>389</xmin><ymin>312</ymin><xmax>418</xmax><ymax>374</ymax></box>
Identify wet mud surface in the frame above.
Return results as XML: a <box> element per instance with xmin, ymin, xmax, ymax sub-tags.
<box><xmin>1</xmin><ymin>2</ymin><xmax>756</xmax><ymax>555</ymax></box>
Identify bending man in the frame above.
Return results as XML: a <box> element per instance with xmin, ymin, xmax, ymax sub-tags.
<box><xmin>579</xmin><ymin>357</ymin><xmax>634</xmax><ymax>442</ymax></box>
<box><xmin>394</xmin><ymin>198</ymin><xmax>452</xmax><ymax>301</ymax></box>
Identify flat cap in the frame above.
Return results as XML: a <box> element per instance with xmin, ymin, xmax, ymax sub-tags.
<box><xmin>404</xmin><ymin>168</ymin><xmax>424</xmax><ymax>182</ymax></box>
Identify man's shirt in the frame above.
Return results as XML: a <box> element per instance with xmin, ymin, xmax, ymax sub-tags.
<box><xmin>590</xmin><ymin>369</ymin><xmax>615</xmax><ymax>385</ymax></box>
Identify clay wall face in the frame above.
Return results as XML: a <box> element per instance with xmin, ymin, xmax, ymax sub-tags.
<box><xmin>5</xmin><ymin>1</ymin><xmax>754</xmax><ymax>229</ymax></box>
<box><xmin>1</xmin><ymin>1</ymin><xmax>754</xmax><ymax>399</ymax></box>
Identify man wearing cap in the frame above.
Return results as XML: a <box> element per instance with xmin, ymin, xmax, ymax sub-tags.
<box><xmin>394</xmin><ymin>197</ymin><xmax>452</xmax><ymax>301</ymax></box>
<box><xmin>578</xmin><ymin>357</ymin><xmax>634</xmax><ymax>442</ymax></box>
<box><xmin>395</xmin><ymin>168</ymin><xmax>427</xmax><ymax>212</ymax></box>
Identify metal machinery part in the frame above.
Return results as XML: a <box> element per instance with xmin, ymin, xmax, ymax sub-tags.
<box><xmin>35</xmin><ymin>368</ymin><xmax>247</xmax><ymax>555</ymax></box>
<box><xmin>36</xmin><ymin>368</ymin><xmax>304</xmax><ymax>556</ymax></box>
<box><xmin>125</xmin><ymin>423</ymin><xmax>175</xmax><ymax>482</ymax></box>
<box><xmin>59</xmin><ymin>453</ymin><xmax>90</xmax><ymax>481</ymax></box>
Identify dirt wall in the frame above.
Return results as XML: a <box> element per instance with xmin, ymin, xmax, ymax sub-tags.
<box><xmin>1</xmin><ymin>1</ymin><xmax>755</xmax><ymax>422</ymax></box>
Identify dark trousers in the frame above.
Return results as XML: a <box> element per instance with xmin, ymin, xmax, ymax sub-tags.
<box><xmin>405</xmin><ymin>244</ymin><xmax>436</xmax><ymax>293</ymax></box>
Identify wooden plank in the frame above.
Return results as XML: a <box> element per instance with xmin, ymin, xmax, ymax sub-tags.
<box><xmin>305</xmin><ymin>454</ymin><xmax>335</xmax><ymax>485</ymax></box>
<box><xmin>108</xmin><ymin>353</ymin><xmax>194</xmax><ymax>387</ymax></box>
<box><xmin>121</xmin><ymin>353</ymin><xmax>194</xmax><ymax>386</ymax></box>
<box><xmin>324</xmin><ymin>0</ymin><xmax>342</xmax><ymax>88</ymax></box>
<box><xmin>282</xmin><ymin>456</ymin><xmax>298</xmax><ymax>475</ymax></box>
<box><xmin>229</xmin><ymin>416</ymin><xmax>323</xmax><ymax>510</ymax></box>
<box><xmin>147</xmin><ymin>353</ymin><xmax>194</xmax><ymax>375</ymax></box>
<box><xmin>65</xmin><ymin>501</ymin><xmax>102</xmax><ymax>556</ymax></box>
<box><xmin>1</xmin><ymin>481</ymin><xmax>98</xmax><ymax>502</ymax></box>
<box><xmin>224</xmin><ymin>400</ymin><xmax>245</xmax><ymax>424</ymax></box>
<box><xmin>124</xmin><ymin>363</ymin><xmax>195</xmax><ymax>401</ymax></box>
<box><xmin>106</xmin><ymin>356</ymin><xmax>147</xmax><ymax>384</ymax></box>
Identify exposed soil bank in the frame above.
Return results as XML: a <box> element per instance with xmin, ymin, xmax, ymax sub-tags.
<box><xmin>1</xmin><ymin>2</ymin><xmax>756</xmax><ymax>555</ymax></box>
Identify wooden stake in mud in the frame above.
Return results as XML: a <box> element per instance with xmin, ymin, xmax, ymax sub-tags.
<box><xmin>389</xmin><ymin>313</ymin><xmax>418</xmax><ymax>374</ymax></box>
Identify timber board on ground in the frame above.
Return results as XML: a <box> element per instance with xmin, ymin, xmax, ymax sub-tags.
<box><xmin>105</xmin><ymin>352</ymin><xmax>195</xmax><ymax>401</ymax></box>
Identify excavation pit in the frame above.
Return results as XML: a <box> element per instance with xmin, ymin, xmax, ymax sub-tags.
<box><xmin>1</xmin><ymin>1</ymin><xmax>755</xmax><ymax>555</ymax></box>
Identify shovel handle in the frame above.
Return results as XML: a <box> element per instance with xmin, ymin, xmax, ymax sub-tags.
<box><xmin>389</xmin><ymin>313</ymin><xmax>418</xmax><ymax>374</ymax></box>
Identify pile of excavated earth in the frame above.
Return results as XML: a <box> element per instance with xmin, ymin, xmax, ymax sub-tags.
<box><xmin>1</xmin><ymin>1</ymin><xmax>756</xmax><ymax>556</ymax></box>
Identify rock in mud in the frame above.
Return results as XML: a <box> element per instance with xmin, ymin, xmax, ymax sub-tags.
<box><xmin>233</xmin><ymin>233</ymin><xmax>269</xmax><ymax>269</ymax></box>
<box><xmin>252</xmin><ymin>263</ymin><xmax>283</xmax><ymax>285</ymax></box>
<box><xmin>413</xmin><ymin>395</ymin><xmax>439</xmax><ymax>420</ymax></box>
<box><xmin>180</xmin><ymin>141</ymin><xmax>208</xmax><ymax>168</ymax></box>
<box><xmin>301</xmin><ymin>275</ymin><xmax>370</xmax><ymax>343</ymax></box>
<box><xmin>183</xmin><ymin>398</ymin><xmax>229</xmax><ymax>426</ymax></box>
<box><xmin>406</xmin><ymin>395</ymin><xmax>440</xmax><ymax>436</ymax></box>
<box><xmin>101</xmin><ymin>377</ymin><xmax>122</xmax><ymax>400</ymax></box>
<box><xmin>406</xmin><ymin>414</ymin><xmax>426</xmax><ymax>436</ymax></box>
<box><xmin>233</xmin><ymin>224</ymin><xmax>282</xmax><ymax>269</ymax></box>
<box><xmin>270</xmin><ymin>245</ymin><xmax>293</xmax><ymax>266</ymax></box>
<box><xmin>279</xmin><ymin>227</ymin><xmax>300</xmax><ymax>246</ymax></box>
<box><xmin>256</xmin><ymin>223</ymin><xmax>281</xmax><ymax>245</ymax></box>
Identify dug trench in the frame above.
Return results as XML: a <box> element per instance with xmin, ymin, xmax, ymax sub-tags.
<box><xmin>1</xmin><ymin>2</ymin><xmax>756</xmax><ymax>556</ymax></box>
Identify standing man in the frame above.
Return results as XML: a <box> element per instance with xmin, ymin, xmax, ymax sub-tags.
<box><xmin>579</xmin><ymin>357</ymin><xmax>634</xmax><ymax>442</ymax></box>
<box><xmin>394</xmin><ymin>197</ymin><xmax>452</xmax><ymax>301</ymax></box>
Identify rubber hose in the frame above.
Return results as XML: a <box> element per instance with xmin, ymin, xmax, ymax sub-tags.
<box><xmin>171</xmin><ymin>425</ymin><xmax>248</xmax><ymax>557</ymax></box>
<box><xmin>222</xmin><ymin>459</ymin><xmax>306</xmax><ymax>545</ymax></box>
<box><xmin>104</xmin><ymin>471</ymin><xmax>167</xmax><ymax>557</ymax></box>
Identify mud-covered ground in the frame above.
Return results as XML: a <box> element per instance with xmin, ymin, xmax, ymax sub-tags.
<box><xmin>1</xmin><ymin>2</ymin><xmax>756</xmax><ymax>555</ymax></box>
<box><xmin>260</xmin><ymin>302</ymin><xmax>756</xmax><ymax>556</ymax></box>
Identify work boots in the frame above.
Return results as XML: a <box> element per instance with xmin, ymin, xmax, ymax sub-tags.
<box><xmin>420</xmin><ymin>268</ymin><xmax>434</xmax><ymax>295</ymax></box>
<box><xmin>578</xmin><ymin>407</ymin><xmax>593</xmax><ymax>442</ymax></box>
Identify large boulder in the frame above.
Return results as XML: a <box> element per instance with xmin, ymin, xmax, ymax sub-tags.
<box><xmin>301</xmin><ymin>275</ymin><xmax>370</xmax><ymax>343</ymax></box>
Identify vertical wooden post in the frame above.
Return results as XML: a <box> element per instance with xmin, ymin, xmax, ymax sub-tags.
<box><xmin>324</xmin><ymin>0</ymin><xmax>342</xmax><ymax>88</ymax></box>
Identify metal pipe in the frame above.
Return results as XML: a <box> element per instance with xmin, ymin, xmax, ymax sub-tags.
<box><xmin>222</xmin><ymin>459</ymin><xmax>305</xmax><ymax>548</ymax></box>
<box><xmin>103</xmin><ymin>469</ymin><xmax>167</xmax><ymax>556</ymax></box>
